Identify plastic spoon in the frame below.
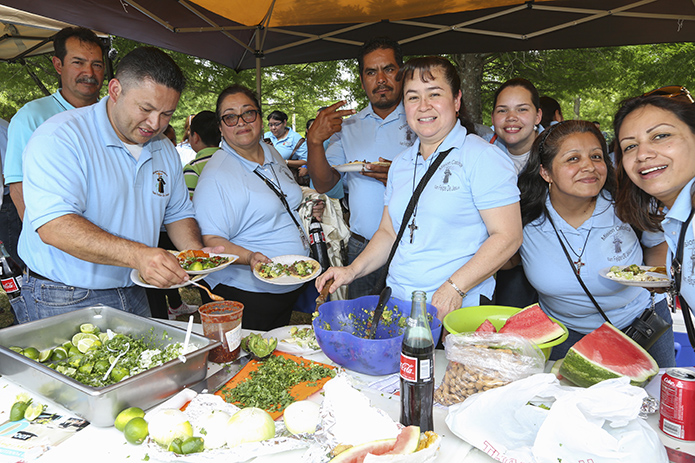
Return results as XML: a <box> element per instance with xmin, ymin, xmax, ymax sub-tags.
<box><xmin>103</xmin><ymin>342</ymin><xmax>130</xmax><ymax>381</ymax></box>
<box><xmin>189</xmin><ymin>280</ymin><xmax>224</xmax><ymax>301</ymax></box>
<box><xmin>179</xmin><ymin>315</ymin><xmax>194</xmax><ymax>363</ymax></box>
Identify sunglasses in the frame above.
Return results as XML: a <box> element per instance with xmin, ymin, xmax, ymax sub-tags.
<box><xmin>644</xmin><ymin>85</ymin><xmax>694</xmax><ymax>104</ymax></box>
<box><xmin>220</xmin><ymin>109</ymin><xmax>259</xmax><ymax>127</ymax></box>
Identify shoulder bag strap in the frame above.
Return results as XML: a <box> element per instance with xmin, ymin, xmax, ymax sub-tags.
<box><xmin>547</xmin><ymin>214</ymin><xmax>613</xmax><ymax>324</ymax></box>
<box><xmin>371</xmin><ymin>147</ymin><xmax>454</xmax><ymax>294</ymax></box>
<box><xmin>673</xmin><ymin>208</ymin><xmax>695</xmax><ymax>348</ymax></box>
<box><xmin>290</xmin><ymin>138</ymin><xmax>305</xmax><ymax>160</ymax></box>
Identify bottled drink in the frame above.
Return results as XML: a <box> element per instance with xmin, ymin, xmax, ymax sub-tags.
<box><xmin>0</xmin><ymin>241</ymin><xmax>22</xmax><ymax>299</ymax></box>
<box><xmin>400</xmin><ymin>290</ymin><xmax>434</xmax><ymax>431</ymax></box>
<box><xmin>308</xmin><ymin>216</ymin><xmax>331</xmax><ymax>271</ymax></box>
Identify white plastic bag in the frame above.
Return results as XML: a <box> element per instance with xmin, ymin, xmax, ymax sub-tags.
<box><xmin>445</xmin><ymin>373</ymin><xmax>667</xmax><ymax>463</ymax></box>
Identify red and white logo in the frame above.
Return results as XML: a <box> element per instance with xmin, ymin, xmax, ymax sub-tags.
<box><xmin>2</xmin><ymin>277</ymin><xmax>19</xmax><ymax>293</ymax></box>
<box><xmin>400</xmin><ymin>353</ymin><xmax>417</xmax><ymax>382</ymax></box>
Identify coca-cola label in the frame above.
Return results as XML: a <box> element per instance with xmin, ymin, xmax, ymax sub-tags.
<box><xmin>400</xmin><ymin>352</ymin><xmax>417</xmax><ymax>381</ymax></box>
<box><xmin>309</xmin><ymin>234</ymin><xmax>317</xmax><ymax>245</ymax></box>
<box><xmin>1</xmin><ymin>277</ymin><xmax>19</xmax><ymax>293</ymax></box>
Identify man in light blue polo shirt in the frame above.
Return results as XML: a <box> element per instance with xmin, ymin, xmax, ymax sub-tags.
<box><xmin>306</xmin><ymin>37</ymin><xmax>414</xmax><ymax>298</ymax></box>
<box><xmin>13</xmin><ymin>47</ymin><xmax>211</xmax><ymax>324</ymax></box>
<box><xmin>5</xmin><ymin>27</ymin><xmax>105</xmax><ymax>224</ymax></box>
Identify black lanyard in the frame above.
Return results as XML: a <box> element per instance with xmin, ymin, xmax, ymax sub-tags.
<box><xmin>253</xmin><ymin>168</ymin><xmax>309</xmax><ymax>249</ymax></box>
<box><xmin>673</xmin><ymin>208</ymin><xmax>695</xmax><ymax>348</ymax></box>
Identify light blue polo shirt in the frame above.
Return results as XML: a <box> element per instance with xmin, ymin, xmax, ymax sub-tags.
<box><xmin>264</xmin><ymin>127</ymin><xmax>307</xmax><ymax>161</ymax></box>
<box><xmin>18</xmin><ymin>96</ymin><xmax>194</xmax><ymax>289</ymax></box>
<box><xmin>663</xmin><ymin>178</ymin><xmax>695</xmax><ymax>308</ymax></box>
<box><xmin>4</xmin><ymin>91</ymin><xmax>75</xmax><ymax>185</ymax></box>
<box><xmin>193</xmin><ymin>140</ymin><xmax>309</xmax><ymax>294</ymax></box>
<box><xmin>384</xmin><ymin>123</ymin><xmax>519</xmax><ymax>304</ymax></box>
<box><xmin>326</xmin><ymin>102</ymin><xmax>415</xmax><ymax>239</ymax></box>
<box><xmin>520</xmin><ymin>194</ymin><xmax>659</xmax><ymax>333</ymax></box>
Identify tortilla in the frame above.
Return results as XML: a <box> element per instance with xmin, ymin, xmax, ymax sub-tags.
<box><xmin>287</xmin><ymin>260</ymin><xmax>320</xmax><ymax>279</ymax></box>
<box><xmin>255</xmin><ymin>262</ymin><xmax>282</xmax><ymax>280</ymax></box>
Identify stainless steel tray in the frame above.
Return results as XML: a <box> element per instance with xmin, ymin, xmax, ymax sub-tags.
<box><xmin>0</xmin><ymin>305</ymin><xmax>221</xmax><ymax>427</ymax></box>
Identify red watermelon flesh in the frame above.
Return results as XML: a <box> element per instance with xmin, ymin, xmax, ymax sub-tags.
<box><xmin>475</xmin><ymin>319</ymin><xmax>497</xmax><ymax>333</ymax></box>
<box><xmin>498</xmin><ymin>304</ymin><xmax>564</xmax><ymax>344</ymax></box>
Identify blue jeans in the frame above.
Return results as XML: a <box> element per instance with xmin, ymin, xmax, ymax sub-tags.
<box><xmin>549</xmin><ymin>298</ymin><xmax>676</xmax><ymax>368</ymax></box>
<box><xmin>11</xmin><ymin>273</ymin><xmax>151</xmax><ymax>324</ymax></box>
<box><xmin>347</xmin><ymin>235</ymin><xmax>385</xmax><ymax>299</ymax></box>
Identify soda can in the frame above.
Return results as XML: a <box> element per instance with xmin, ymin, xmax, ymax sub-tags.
<box><xmin>660</xmin><ymin>368</ymin><xmax>695</xmax><ymax>440</ymax></box>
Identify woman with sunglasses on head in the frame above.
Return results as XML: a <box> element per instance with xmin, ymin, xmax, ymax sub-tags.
<box><xmin>316</xmin><ymin>57</ymin><xmax>522</xmax><ymax>321</ymax></box>
<box><xmin>515</xmin><ymin>120</ymin><xmax>674</xmax><ymax>366</ymax></box>
<box><xmin>613</xmin><ymin>90</ymin><xmax>695</xmax><ymax>334</ymax></box>
<box><xmin>192</xmin><ymin>85</ymin><xmax>309</xmax><ymax>330</ymax></box>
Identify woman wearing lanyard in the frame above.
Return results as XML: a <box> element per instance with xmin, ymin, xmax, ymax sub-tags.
<box><xmin>613</xmin><ymin>91</ymin><xmax>695</xmax><ymax>334</ymax></box>
<box><xmin>193</xmin><ymin>85</ymin><xmax>309</xmax><ymax>330</ymax></box>
<box><xmin>316</xmin><ymin>57</ymin><xmax>522</xmax><ymax>321</ymax></box>
<box><xmin>515</xmin><ymin>120</ymin><xmax>674</xmax><ymax>366</ymax></box>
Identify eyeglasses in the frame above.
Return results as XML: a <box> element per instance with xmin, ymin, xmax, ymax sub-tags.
<box><xmin>220</xmin><ymin>109</ymin><xmax>259</xmax><ymax>127</ymax></box>
<box><xmin>268</xmin><ymin>121</ymin><xmax>284</xmax><ymax>128</ymax></box>
<box><xmin>644</xmin><ymin>85</ymin><xmax>694</xmax><ymax>104</ymax></box>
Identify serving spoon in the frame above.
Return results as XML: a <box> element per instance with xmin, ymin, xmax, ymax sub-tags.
<box><xmin>189</xmin><ymin>279</ymin><xmax>225</xmax><ymax>301</ymax></box>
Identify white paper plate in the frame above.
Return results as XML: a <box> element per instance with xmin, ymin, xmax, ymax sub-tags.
<box><xmin>173</xmin><ymin>252</ymin><xmax>239</xmax><ymax>275</ymax></box>
<box><xmin>130</xmin><ymin>269</ymin><xmax>206</xmax><ymax>289</ymax></box>
<box><xmin>598</xmin><ymin>266</ymin><xmax>671</xmax><ymax>288</ymax></box>
<box><xmin>264</xmin><ymin>325</ymin><xmax>321</xmax><ymax>355</ymax></box>
<box><xmin>252</xmin><ymin>254</ymin><xmax>321</xmax><ymax>286</ymax></box>
<box><xmin>333</xmin><ymin>162</ymin><xmax>390</xmax><ymax>173</ymax></box>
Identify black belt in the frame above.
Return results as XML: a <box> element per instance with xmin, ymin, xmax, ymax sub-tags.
<box><xmin>351</xmin><ymin>232</ymin><xmax>368</xmax><ymax>244</ymax></box>
<box><xmin>27</xmin><ymin>268</ymin><xmax>57</xmax><ymax>283</ymax></box>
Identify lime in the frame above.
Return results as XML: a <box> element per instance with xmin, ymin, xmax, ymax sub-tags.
<box><xmin>168</xmin><ymin>438</ymin><xmax>183</xmax><ymax>454</ymax></box>
<box><xmin>95</xmin><ymin>359</ymin><xmax>110</xmax><ymax>373</ymax></box>
<box><xmin>38</xmin><ymin>349</ymin><xmax>53</xmax><ymax>363</ymax></box>
<box><xmin>99</xmin><ymin>332</ymin><xmax>110</xmax><ymax>343</ymax></box>
<box><xmin>124</xmin><ymin>417</ymin><xmax>149</xmax><ymax>445</ymax></box>
<box><xmin>80</xmin><ymin>323</ymin><xmax>99</xmax><ymax>334</ymax></box>
<box><xmin>9</xmin><ymin>346</ymin><xmax>23</xmax><ymax>354</ymax></box>
<box><xmin>76</xmin><ymin>338</ymin><xmax>96</xmax><ymax>353</ymax></box>
<box><xmin>22</xmin><ymin>347</ymin><xmax>40</xmax><ymax>360</ymax></box>
<box><xmin>62</xmin><ymin>341</ymin><xmax>74</xmax><ymax>350</ymax></box>
<box><xmin>71</xmin><ymin>332</ymin><xmax>99</xmax><ymax>346</ymax></box>
<box><xmin>69</xmin><ymin>346</ymin><xmax>81</xmax><ymax>357</ymax></box>
<box><xmin>69</xmin><ymin>352</ymin><xmax>85</xmax><ymax>368</ymax></box>
<box><xmin>180</xmin><ymin>436</ymin><xmax>205</xmax><ymax>455</ymax></box>
<box><xmin>78</xmin><ymin>363</ymin><xmax>94</xmax><ymax>375</ymax></box>
<box><xmin>115</xmin><ymin>407</ymin><xmax>145</xmax><ymax>432</ymax></box>
<box><xmin>9</xmin><ymin>401</ymin><xmax>29</xmax><ymax>421</ymax></box>
<box><xmin>51</xmin><ymin>347</ymin><xmax>68</xmax><ymax>361</ymax></box>
<box><xmin>188</xmin><ymin>261</ymin><xmax>204</xmax><ymax>272</ymax></box>
<box><xmin>110</xmin><ymin>366</ymin><xmax>129</xmax><ymax>382</ymax></box>
<box><xmin>24</xmin><ymin>403</ymin><xmax>44</xmax><ymax>421</ymax></box>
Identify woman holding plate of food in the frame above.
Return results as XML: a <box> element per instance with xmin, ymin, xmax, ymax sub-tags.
<box><xmin>317</xmin><ymin>56</ymin><xmax>522</xmax><ymax>321</ymax></box>
<box><xmin>513</xmin><ymin>119</ymin><xmax>674</xmax><ymax>366</ymax></box>
<box><xmin>193</xmin><ymin>84</ymin><xmax>312</xmax><ymax>330</ymax></box>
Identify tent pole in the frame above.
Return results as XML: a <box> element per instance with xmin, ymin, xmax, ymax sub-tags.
<box><xmin>256</xmin><ymin>27</ymin><xmax>262</xmax><ymax>101</ymax></box>
<box><xmin>20</xmin><ymin>59</ymin><xmax>50</xmax><ymax>97</ymax></box>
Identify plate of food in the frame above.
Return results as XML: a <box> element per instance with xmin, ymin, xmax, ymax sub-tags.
<box><xmin>264</xmin><ymin>325</ymin><xmax>321</xmax><ymax>355</ymax></box>
<box><xmin>130</xmin><ymin>269</ymin><xmax>206</xmax><ymax>289</ymax></box>
<box><xmin>599</xmin><ymin>264</ymin><xmax>671</xmax><ymax>288</ymax></box>
<box><xmin>171</xmin><ymin>250</ymin><xmax>238</xmax><ymax>275</ymax></box>
<box><xmin>333</xmin><ymin>160</ymin><xmax>391</xmax><ymax>173</ymax></box>
<box><xmin>253</xmin><ymin>255</ymin><xmax>321</xmax><ymax>285</ymax></box>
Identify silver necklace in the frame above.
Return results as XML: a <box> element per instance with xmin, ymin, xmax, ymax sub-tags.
<box><xmin>408</xmin><ymin>153</ymin><xmax>421</xmax><ymax>244</ymax></box>
<box><xmin>559</xmin><ymin>229</ymin><xmax>592</xmax><ymax>275</ymax></box>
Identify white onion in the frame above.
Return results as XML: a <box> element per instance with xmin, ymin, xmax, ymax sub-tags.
<box><xmin>226</xmin><ymin>407</ymin><xmax>275</xmax><ymax>447</ymax></box>
<box><xmin>146</xmin><ymin>408</ymin><xmax>193</xmax><ymax>448</ymax></box>
<box><xmin>283</xmin><ymin>400</ymin><xmax>320</xmax><ymax>435</ymax></box>
<box><xmin>197</xmin><ymin>410</ymin><xmax>231</xmax><ymax>449</ymax></box>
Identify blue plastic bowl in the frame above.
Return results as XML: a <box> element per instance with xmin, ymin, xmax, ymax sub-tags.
<box><xmin>313</xmin><ymin>295</ymin><xmax>442</xmax><ymax>376</ymax></box>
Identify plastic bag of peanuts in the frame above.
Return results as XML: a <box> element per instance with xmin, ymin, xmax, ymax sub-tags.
<box><xmin>434</xmin><ymin>333</ymin><xmax>545</xmax><ymax>406</ymax></box>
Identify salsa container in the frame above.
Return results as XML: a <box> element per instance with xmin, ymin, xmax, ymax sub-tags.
<box><xmin>0</xmin><ymin>305</ymin><xmax>221</xmax><ymax>427</ymax></box>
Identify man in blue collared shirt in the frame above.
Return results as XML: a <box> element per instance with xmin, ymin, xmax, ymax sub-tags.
<box><xmin>13</xmin><ymin>47</ymin><xmax>211</xmax><ymax>323</ymax></box>
<box><xmin>5</xmin><ymin>27</ymin><xmax>105</xmax><ymax>224</ymax></box>
<box><xmin>306</xmin><ymin>37</ymin><xmax>415</xmax><ymax>298</ymax></box>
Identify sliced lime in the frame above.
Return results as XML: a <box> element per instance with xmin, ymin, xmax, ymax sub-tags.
<box><xmin>62</xmin><ymin>341</ymin><xmax>74</xmax><ymax>350</ymax></box>
<box><xmin>22</xmin><ymin>347</ymin><xmax>40</xmax><ymax>360</ymax></box>
<box><xmin>80</xmin><ymin>323</ymin><xmax>97</xmax><ymax>334</ymax></box>
<box><xmin>99</xmin><ymin>333</ymin><xmax>110</xmax><ymax>344</ymax></box>
<box><xmin>9</xmin><ymin>346</ymin><xmax>23</xmax><ymax>354</ymax></box>
<box><xmin>24</xmin><ymin>403</ymin><xmax>44</xmax><ymax>421</ymax></box>
<box><xmin>9</xmin><ymin>401</ymin><xmax>29</xmax><ymax>421</ymax></box>
<box><xmin>71</xmin><ymin>332</ymin><xmax>99</xmax><ymax>346</ymax></box>
<box><xmin>76</xmin><ymin>338</ymin><xmax>96</xmax><ymax>354</ymax></box>
<box><xmin>38</xmin><ymin>349</ymin><xmax>53</xmax><ymax>363</ymax></box>
<box><xmin>51</xmin><ymin>347</ymin><xmax>68</xmax><ymax>361</ymax></box>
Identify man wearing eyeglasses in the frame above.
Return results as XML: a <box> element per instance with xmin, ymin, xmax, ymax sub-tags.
<box><xmin>13</xmin><ymin>47</ymin><xmax>213</xmax><ymax>323</ymax></box>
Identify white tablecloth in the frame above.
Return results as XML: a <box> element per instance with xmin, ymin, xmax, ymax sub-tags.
<box><xmin>1</xmin><ymin>319</ymin><xmax>692</xmax><ymax>463</ymax></box>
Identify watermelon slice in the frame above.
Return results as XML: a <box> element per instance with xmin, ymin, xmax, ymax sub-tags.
<box><xmin>329</xmin><ymin>426</ymin><xmax>421</xmax><ymax>462</ymax></box>
<box><xmin>558</xmin><ymin>322</ymin><xmax>659</xmax><ymax>387</ymax></box>
<box><xmin>475</xmin><ymin>319</ymin><xmax>497</xmax><ymax>333</ymax></box>
<box><xmin>498</xmin><ymin>304</ymin><xmax>564</xmax><ymax>344</ymax></box>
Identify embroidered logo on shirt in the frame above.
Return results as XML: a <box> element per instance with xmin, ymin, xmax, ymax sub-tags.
<box><xmin>601</xmin><ymin>224</ymin><xmax>634</xmax><ymax>263</ymax></box>
<box><xmin>612</xmin><ymin>234</ymin><xmax>623</xmax><ymax>254</ymax></box>
<box><xmin>153</xmin><ymin>170</ymin><xmax>169</xmax><ymax>197</ymax></box>
<box><xmin>434</xmin><ymin>161</ymin><xmax>461</xmax><ymax>192</ymax></box>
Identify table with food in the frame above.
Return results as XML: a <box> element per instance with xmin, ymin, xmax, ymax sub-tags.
<box><xmin>0</xmin><ymin>255</ymin><xmax>693</xmax><ymax>463</ymax></box>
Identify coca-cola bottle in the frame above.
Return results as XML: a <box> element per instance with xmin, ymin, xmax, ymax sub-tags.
<box><xmin>308</xmin><ymin>216</ymin><xmax>330</xmax><ymax>271</ymax></box>
<box><xmin>0</xmin><ymin>241</ymin><xmax>23</xmax><ymax>299</ymax></box>
<box><xmin>400</xmin><ymin>290</ymin><xmax>434</xmax><ymax>431</ymax></box>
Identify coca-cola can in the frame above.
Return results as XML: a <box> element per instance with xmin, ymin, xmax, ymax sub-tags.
<box><xmin>660</xmin><ymin>368</ymin><xmax>695</xmax><ymax>440</ymax></box>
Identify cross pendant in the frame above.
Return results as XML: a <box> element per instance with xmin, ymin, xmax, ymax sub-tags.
<box><xmin>574</xmin><ymin>259</ymin><xmax>585</xmax><ymax>275</ymax></box>
<box><xmin>408</xmin><ymin>218</ymin><xmax>418</xmax><ymax>244</ymax></box>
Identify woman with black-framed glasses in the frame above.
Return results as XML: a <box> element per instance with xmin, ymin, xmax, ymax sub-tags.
<box><xmin>192</xmin><ymin>84</ymin><xmax>310</xmax><ymax>330</ymax></box>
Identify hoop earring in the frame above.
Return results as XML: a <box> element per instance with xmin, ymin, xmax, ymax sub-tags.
<box><xmin>548</xmin><ymin>181</ymin><xmax>552</xmax><ymax>193</ymax></box>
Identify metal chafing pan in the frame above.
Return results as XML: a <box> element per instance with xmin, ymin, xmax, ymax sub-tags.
<box><xmin>0</xmin><ymin>305</ymin><xmax>220</xmax><ymax>427</ymax></box>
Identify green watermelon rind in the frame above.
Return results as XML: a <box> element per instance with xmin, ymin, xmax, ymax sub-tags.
<box><xmin>558</xmin><ymin>323</ymin><xmax>659</xmax><ymax>387</ymax></box>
